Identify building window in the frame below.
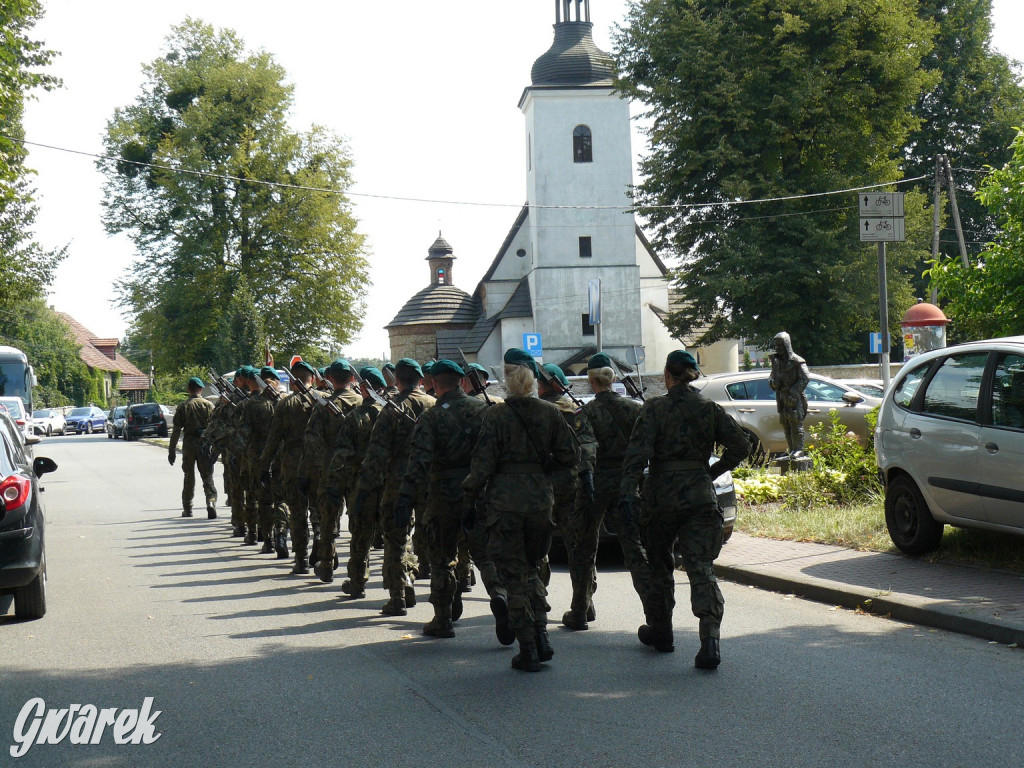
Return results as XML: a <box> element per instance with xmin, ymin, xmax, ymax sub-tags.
<box><xmin>436</xmin><ymin>267</ymin><xmax>446</xmax><ymax>285</ymax></box>
<box><xmin>573</xmin><ymin>125</ymin><xmax>592</xmax><ymax>163</ymax></box>
<box><xmin>582</xmin><ymin>314</ymin><xmax>595</xmax><ymax>337</ymax></box>
<box><xmin>578</xmin><ymin>236</ymin><xmax>592</xmax><ymax>259</ymax></box>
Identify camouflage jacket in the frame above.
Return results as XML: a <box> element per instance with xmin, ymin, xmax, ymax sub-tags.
<box><xmin>258</xmin><ymin>391</ymin><xmax>314</xmax><ymax>471</ymax></box>
<box><xmin>325</xmin><ymin>397</ymin><xmax>384</xmax><ymax>494</ymax></box>
<box><xmin>581</xmin><ymin>390</ymin><xmax>641</xmax><ymax>470</ymax></box>
<box><xmin>462</xmin><ymin>395</ymin><xmax>579</xmax><ymax>510</ymax></box>
<box><xmin>620</xmin><ymin>383</ymin><xmax>749</xmax><ymax>505</ymax></box>
<box><xmin>356</xmin><ymin>388</ymin><xmax>435</xmax><ymax>498</ymax></box>
<box><xmin>398</xmin><ymin>388</ymin><xmax>488</xmax><ymax>501</ymax></box>
<box><xmin>169</xmin><ymin>394</ymin><xmax>214</xmax><ymax>450</ymax></box>
<box><xmin>240</xmin><ymin>391</ymin><xmax>276</xmax><ymax>467</ymax></box>
<box><xmin>203</xmin><ymin>399</ymin><xmax>235</xmax><ymax>453</ymax></box>
<box><xmin>302</xmin><ymin>387</ymin><xmax>362</xmax><ymax>476</ymax></box>
<box><xmin>540</xmin><ymin>391</ymin><xmax>596</xmax><ymax>478</ymax></box>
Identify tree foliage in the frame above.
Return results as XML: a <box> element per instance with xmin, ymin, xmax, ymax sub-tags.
<box><xmin>100</xmin><ymin>20</ymin><xmax>369</xmax><ymax>373</ymax></box>
<box><xmin>928</xmin><ymin>130</ymin><xmax>1024</xmax><ymax>339</ymax></box>
<box><xmin>614</xmin><ymin>0</ymin><xmax>938</xmax><ymax>363</ymax></box>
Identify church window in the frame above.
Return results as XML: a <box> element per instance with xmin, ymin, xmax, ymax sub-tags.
<box><xmin>578</xmin><ymin>236</ymin><xmax>592</xmax><ymax>259</ymax></box>
<box><xmin>573</xmin><ymin>125</ymin><xmax>593</xmax><ymax>163</ymax></box>
<box><xmin>582</xmin><ymin>314</ymin><xmax>596</xmax><ymax>337</ymax></box>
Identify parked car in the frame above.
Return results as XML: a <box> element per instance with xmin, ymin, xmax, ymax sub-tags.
<box><xmin>693</xmin><ymin>371</ymin><xmax>881</xmax><ymax>459</ymax></box>
<box><xmin>106</xmin><ymin>405</ymin><xmax>128</xmax><ymax>439</ymax></box>
<box><xmin>876</xmin><ymin>336</ymin><xmax>1024</xmax><ymax>555</ymax></box>
<box><xmin>841</xmin><ymin>378</ymin><xmax>887</xmax><ymax>398</ymax></box>
<box><xmin>124</xmin><ymin>403</ymin><xmax>172</xmax><ymax>440</ymax></box>
<box><xmin>0</xmin><ymin>396</ymin><xmax>38</xmax><ymax>446</ymax></box>
<box><xmin>64</xmin><ymin>405</ymin><xmax>107</xmax><ymax>435</ymax></box>
<box><xmin>31</xmin><ymin>408</ymin><xmax>66</xmax><ymax>437</ymax></box>
<box><xmin>0</xmin><ymin>409</ymin><xmax>57</xmax><ymax>620</ymax></box>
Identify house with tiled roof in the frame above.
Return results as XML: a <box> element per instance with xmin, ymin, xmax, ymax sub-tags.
<box><xmin>57</xmin><ymin>312</ymin><xmax>150</xmax><ymax>403</ymax></box>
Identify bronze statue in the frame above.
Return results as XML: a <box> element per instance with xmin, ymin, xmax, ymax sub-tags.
<box><xmin>768</xmin><ymin>332</ymin><xmax>809</xmax><ymax>458</ymax></box>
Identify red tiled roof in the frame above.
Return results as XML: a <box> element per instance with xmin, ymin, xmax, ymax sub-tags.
<box><xmin>119</xmin><ymin>375</ymin><xmax>151</xmax><ymax>391</ymax></box>
<box><xmin>56</xmin><ymin>312</ymin><xmax>145</xmax><ymax>377</ymax></box>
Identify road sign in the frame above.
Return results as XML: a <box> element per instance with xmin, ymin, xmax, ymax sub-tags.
<box><xmin>869</xmin><ymin>332</ymin><xmax>883</xmax><ymax>355</ymax></box>
<box><xmin>625</xmin><ymin>345</ymin><xmax>646</xmax><ymax>366</ymax></box>
<box><xmin>859</xmin><ymin>192</ymin><xmax>904</xmax><ymax>217</ymax></box>
<box><xmin>859</xmin><ymin>217</ymin><xmax>906</xmax><ymax>242</ymax></box>
<box><xmin>522</xmin><ymin>333</ymin><xmax>543</xmax><ymax>357</ymax></box>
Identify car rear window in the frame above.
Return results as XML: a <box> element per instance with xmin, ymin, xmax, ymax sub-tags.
<box><xmin>725</xmin><ymin>378</ymin><xmax>775</xmax><ymax>400</ymax></box>
<box><xmin>805</xmin><ymin>380</ymin><xmax>848</xmax><ymax>402</ymax></box>
<box><xmin>921</xmin><ymin>352</ymin><xmax>988</xmax><ymax>422</ymax></box>
<box><xmin>991</xmin><ymin>353</ymin><xmax>1024</xmax><ymax>430</ymax></box>
<box><xmin>68</xmin><ymin>407</ymin><xmax>90</xmax><ymax>417</ymax></box>
<box><xmin>131</xmin><ymin>404</ymin><xmax>160</xmax><ymax>415</ymax></box>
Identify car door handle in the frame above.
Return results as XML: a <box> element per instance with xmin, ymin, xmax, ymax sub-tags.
<box><xmin>909</xmin><ymin>428</ymin><xmax>921</xmax><ymax>439</ymax></box>
<box><xmin>985</xmin><ymin>442</ymin><xmax>999</xmax><ymax>454</ymax></box>
<box><xmin>737</xmin><ymin>408</ymin><xmax>756</xmax><ymax>413</ymax></box>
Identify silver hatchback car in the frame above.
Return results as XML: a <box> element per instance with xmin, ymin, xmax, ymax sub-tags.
<box><xmin>876</xmin><ymin>336</ymin><xmax>1024</xmax><ymax>554</ymax></box>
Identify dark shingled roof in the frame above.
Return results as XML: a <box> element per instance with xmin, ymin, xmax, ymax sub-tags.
<box><xmin>427</xmin><ymin>234</ymin><xmax>454</xmax><ymax>258</ymax></box>
<box><xmin>460</xmin><ymin>278</ymin><xmax>533</xmax><ymax>354</ymax></box>
<box><xmin>531</xmin><ymin>22</ymin><xmax>614</xmax><ymax>86</ymax></box>
<box><xmin>386</xmin><ymin>285</ymin><xmax>478</xmax><ymax>329</ymax></box>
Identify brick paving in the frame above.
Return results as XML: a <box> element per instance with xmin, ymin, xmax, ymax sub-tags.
<box><xmin>716</xmin><ymin>532</ymin><xmax>1024</xmax><ymax>645</ymax></box>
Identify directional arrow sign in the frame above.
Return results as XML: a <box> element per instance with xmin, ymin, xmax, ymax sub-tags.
<box><xmin>860</xmin><ymin>217</ymin><xmax>906</xmax><ymax>242</ymax></box>
<box><xmin>859</xmin><ymin>192</ymin><xmax>904</xmax><ymax>217</ymax></box>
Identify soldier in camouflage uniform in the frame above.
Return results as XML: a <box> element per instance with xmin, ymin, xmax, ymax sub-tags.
<box><xmin>168</xmin><ymin>376</ymin><xmax>217</xmax><ymax>518</ymax></box>
<box><xmin>571</xmin><ymin>353</ymin><xmax>652</xmax><ymax>627</ymax></box>
<box><xmin>620</xmin><ymin>350</ymin><xmax>749</xmax><ymax>669</ymax></box>
<box><xmin>324</xmin><ymin>366</ymin><xmax>387</xmax><ymax>596</ymax></box>
<box><xmin>396</xmin><ymin>360</ymin><xmax>489</xmax><ymax>638</ymax></box>
<box><xmin>224</xmin><ymin>367</ymin><xmax>254</xmax><ymax>537</ymax></box>
<box><xmin>462</xmin><ymin>349</ymin><xmax>579</xmax><ymax>672</ymax></box>
<box><xmin>355</xmin><ymin>358</ymin><xmax>434</xmax><ymax>616</ymax></box>
<box><xmin>240</xmin><ymin>367</ymin><xmax>288</xmax><ymax>555</ymax></box>
<box><xmin>536</xmin><ymin>364</ymin><xmax>597</xmax><ymax>629</ymax></box>
<box><xmin>259</xmin><ymin>360</ymin><xmax>316</xmax><ymax>574</ymax></box>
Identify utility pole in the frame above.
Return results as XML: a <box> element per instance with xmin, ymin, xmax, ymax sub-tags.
<box><xmin>942</xmin><ymin>155</ymin><xmax>970</xmax><ymax>269</ymax></box>
<box><xmin>931</xmin><ymin>155</ymin><xmax>942</xmax><ymax>303</ymax></box>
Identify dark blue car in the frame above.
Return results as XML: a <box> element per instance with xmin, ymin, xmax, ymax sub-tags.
<box><xmin>64</xmin><ymin>405</ymin><xmax>107</xmax><ymax>435</ymax></box>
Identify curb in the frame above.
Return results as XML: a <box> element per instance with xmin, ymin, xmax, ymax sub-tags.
<box><xmin>716</xmin><ymin>562</ymin><xmax>1024</xmax><ymax>647</ymax></box>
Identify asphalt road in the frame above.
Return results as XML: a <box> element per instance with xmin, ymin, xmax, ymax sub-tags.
<box><xmin>2</xmin><ymin>434</ymin><xmax>1022</xmax><ymax>768</ymax></box>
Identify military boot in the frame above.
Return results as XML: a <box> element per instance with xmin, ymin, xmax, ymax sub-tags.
<box><xmin>404</xmin><ymin>584</ymin><xmax>417</xmax><ymax>607</ymax></box>
<box><xmin>380</xmin><ymin>593</ymin><xmax>407</xmax><ymax>616</ymax></box>
<box><xmin>638</xmin><ymin>624</ymin><xmax>675</xmax><ymax>653</ymax></box>
<box><xmin>291</xmin><ymin>554</ymin><xmax>309</xmax><ymax>575</ymax></box>
<box><xmin>341</xmin><ymin>579</ymin><xmax>365</xmax><ymax>600</ymax></box>
<box><xmin>274</xmin><ymin>527</ymin><xmax>289</xmax><ymax>560</ymax></box>
<box><xmin>451</xmin><ymin>589</ymin><xmax>464</xmax><ymax>623</ymax></box>
<box><xmin>244</xmin><ymin>525</ymin><xmax>257</xmax><ymax>545</ymax></box>
<box><xmin>489</xmin><ymin>593</ymin><xmax>516</xmax><ymax>646</ymax></box>
<box><xmin>260</xmin><ymin>538</ymin><xmax>274</xmax><ymax>554</ymax></box>
<box><xmin>458</xmin><ymin>576</ymin><xmax>473</xmax><ymax>594</ymax></box>
<box><xmin>561</xmin><ymin>609</ymin><xmax>588</xmax><ymax>631</ymax></box>
<box><xmin>535</xmin><ymin>625</ymin><xmax>554</xmax><ymax>663</ymax></box>
<box><xmin>314</xmin><ymin>557</ymin><xmax>334</xmax><ymax>583</ymax></box>
<box><xmin>231</xmin><ymin>524</ymin><xmax>245</xmax><ymax>537</ymax></box>
<box><xmin>422</xmin><ymin>616</ymin><xmax>455</xmax><ymax>638</ymax></box>
<box><xmin>309</xmin><ymin>525</ymin><xmax>321</xmax><ymax>567</ymax></box>
<box><xmin>587</xmin><ymin>604</ymin><xmax>596</xmax><ymax>622</ymax></box>
<box><xmin>511</xmin><ymin>641</ymin><xmax>542</xmax><ymax>672</ymax></box>
<box><xmin>694</xmin><ymin>637</ymin><xmax>721</xmax><ymax>670</ymax></box>
<box><xmin>206</xmin><ymin>500</ymin><xmax>217</xmax><ymax>519</ymax></box>
<box><xmin>181</xmin><ymin>508</ymin><xmax>193</xmax><ymax>518</ymax></box>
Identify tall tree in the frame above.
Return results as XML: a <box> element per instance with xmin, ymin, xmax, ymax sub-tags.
<box><xmin>906</xmin><ymin>0</ymin><xmax>1024</xmax><ymax>291</ymax></box>
<box><xmin>614</xmin><ymin>0</ymin><xmax>937</xmax><ymax>363</ymax></box>
<box><xmin>100</xmin><ymin>20</ymin><xmax>369</xmax><ymax>373</ymax></box>
<box><xmin>928</xmin><ymin>130</ymin><xmax>1024</xmax><ymax>339</ymax></box>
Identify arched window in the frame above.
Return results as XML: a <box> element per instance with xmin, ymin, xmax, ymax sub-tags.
<box><xmin>573</xmin><ymin>125</ymin><xmax>592</xmax><ymax>163</ymax></box>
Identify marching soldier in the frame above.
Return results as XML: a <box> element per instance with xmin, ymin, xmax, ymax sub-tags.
<box><xmin>168</xmin><ymin>376</ymin><xmax>217</xmax><ymax>519</ymax></box>
<box><xmin>462</xmin><ymin>363</ymin><xmax>503</xmax><ymax>404</ymax></box>
<box><xmin>241</xmin><ymin>366</ymin><xmax>287</xmax><ymax>555</ymax></box>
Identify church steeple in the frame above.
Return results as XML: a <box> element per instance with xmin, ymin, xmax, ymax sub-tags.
<box><xmin>531</xmin><ymin>0</ymin><xmax>614</xmax><ymax>87</ymax></box>
<box><xmin>426</xmin><ymin>232</ymin><xmax>455</xmax><ymax>286</ymax></box>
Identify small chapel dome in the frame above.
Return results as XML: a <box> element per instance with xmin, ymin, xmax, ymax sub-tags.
<box><xmin>531</xmin><ymin>1</ymin><xmax>615</xmax><ymax>87</ymax></box>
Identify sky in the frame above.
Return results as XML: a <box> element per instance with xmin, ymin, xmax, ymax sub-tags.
<box><xmin>21</xmin><ymin>0</ymin><xmax>1024</xmax><ymax>361</ymax></box>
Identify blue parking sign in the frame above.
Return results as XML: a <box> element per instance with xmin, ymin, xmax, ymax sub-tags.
<box><xmin>523</xmin><ymin>333</ymin><xmax>543</xmax><ymax>357</ymax></box>
<box><xmin>869</xmin><ymin>332</ymin><xmax>883</xmax><ymax>355</ymax></box>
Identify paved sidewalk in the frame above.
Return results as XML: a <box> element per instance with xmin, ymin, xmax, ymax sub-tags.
<box><xmin>716</xmin><ymin>532</ymin><xmax>1024</xmax><ymax>646</ymax></box>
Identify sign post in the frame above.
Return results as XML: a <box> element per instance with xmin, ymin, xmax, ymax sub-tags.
<box><xmin>859</xmin><ymin>192</ymin><xmax>905</xmax><ymax>390</ymax></box>
<box><xmin>588</xmin><ymin>278</ymin><xmax>602</xmax><ymax>353</ymax></box>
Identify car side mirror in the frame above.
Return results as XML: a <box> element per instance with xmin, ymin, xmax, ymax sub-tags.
<box><xmin>842</xmin><ymin>391</ymin><xmax>864</xmax><ymax>406</ymax></box>
<box><xmin>33</xmin><ymin>457</ymin><xmax>57</xmax><ymax>477</ymax></box>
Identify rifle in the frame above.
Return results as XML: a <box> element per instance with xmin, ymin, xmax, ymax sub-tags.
<box><xmin>351</xmin><ymin>369</ymin><xmax>419</xmax><ymax>425</ymax></box>
<box><xmin>209</xmin><ymin>369</ymin><xmax>244</xmax><ymax>405</ymax></box>
<box><xmin>536</xmin><ymin>364</ymin><xmax>586</xmax><ymax>410</ymax></box>
<box><xmin>382</xmin><ymin>366</ymin><xmax>398</xmax><ymax>390</ymax></box>
<box><xmin>458</xmin><ymin>348</ymin><xmax>493</xmax><ymax>406</ymax></box>
<box><xmin>292</xmin><ymin>373</ymin><xmax>343</xmax><ymax>416</ymax></box>
<box><xmin>311</xmin><ymin>366</ymin><xmax>334</xmax><ymax>391</ymax></box>
<box><xmin>250</xmin><ymin>371</ymin><xmax>281</xmax><ymax>401</ymax></box>
<box><xmin>606</xmin><ymin>357</ymin><xmax>646</xmax><ymax>402</ymax></box>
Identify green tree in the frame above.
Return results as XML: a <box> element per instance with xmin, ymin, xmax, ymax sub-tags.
<box><xmin>904</xmin><ymin>0</ymin><xmax>1024</xmax><ymax>292</ymax></box>
<box><xmin>100</xmin><ymin>20</ymin><xmax>369</xmax><ymax>373</ymax></box>
<box><xmin>614</xmin><ymin>0</ymin><xmax>937</xmax><ymax>363</ymax></box>
<box><xmin>928</xmin><ymin>130</ymin><xmax>1024</xmax><ymax>339</ymax></box>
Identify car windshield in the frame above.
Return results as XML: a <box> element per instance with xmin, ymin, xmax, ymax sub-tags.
<box><xmin>33</xmin><ymin>409</ymin><xmax>52</xmax><ymax>418</ymax></box>
<box><xmin>68</xmin><ymin>407</ymin><xmax>91</xmax><ymax>417</ymax></box>
<box><xmin>0</xmin><ymin>399</ymin><xmax>25</xmax><ymax>419</ymax></box>
<box><xmin>114</xmin><ymin>406</ymin><xmax>127</xmax><ymax>417</ymax></box>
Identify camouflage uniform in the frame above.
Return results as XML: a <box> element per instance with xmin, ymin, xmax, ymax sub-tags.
<box><xmin>356</xmin><ymin>387</ymin><xmax>434</xmax><ymax>610</ymax></box>
<box><xmin>462</xmin><ymin>396</ymin><xmax>579</xmax><ymax>649</ymax></box>
<box><xmin>324</xmin><ymin>396</ymin><xmax>384</xmax><ymax>593</ymax></box>
<box><xmin>574</xmin><ymin>390</ymin><xmax>651</xmax><ymax>616</ymax></box>
<box><xmin>169</xmin><ymin>394</ymin><xmax>216</xmax><ymax>515</ymax></box>
<box><xmin>259</xmin><ymin>390</ymin><xmax>314</xmax><ymax>567</ymax></box>
<box><xmin>398</xmin><ymin>388</ymin><xmax>494</xmax><ymax>632</ymax></box>
<box><xmin>620</xmin><ymin>383</ymin><xmax>748</xmax><ymax>646</ymax></box>
<box><xmin>239</xmin><ymin>388</ymin><xmax>285</xmax><ymax>546</ymax></box>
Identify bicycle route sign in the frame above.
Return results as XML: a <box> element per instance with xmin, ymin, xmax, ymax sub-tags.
<box><xmin>858</xmin><ymin>191</ymin><xmax>905</xmax><ymax>242</ymax></box>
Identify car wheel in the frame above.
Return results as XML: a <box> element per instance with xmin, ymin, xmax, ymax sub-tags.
<box><xmin>885</xmin><ymin>474</ymin><xmax>943</xmax><ymax>555</ymax></box>
<box><xmin>742</xmin><ymin>430</ymin><xmax>767</xmax><ymax>465</ymax></box>
<box><xmin>722</xmin><ymin>524</ymin><xmax>733</xmax><ymax>543</ymax></box>
<box><xmin>13</xmin><ymin>554</ymin><xmax>46</xmax><ymax>620</ymax></box>
<box><xmin>45</xmin><ymin>426</ymin><xmax>52</xmax><ymax>437</ymax></box>
<box><xmin>158</xmin><ymin>427</ymin><xmax>168</xmax><ymax>438</ymax></box>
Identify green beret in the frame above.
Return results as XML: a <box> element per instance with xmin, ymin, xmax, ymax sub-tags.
<box><xmin>383</xmin><ymin>362</ymin><xmax>396</xmax><ymax>373</ymax></box>
<box><xmin>245</xmin><ymin>365</ymin><xmax>261</xmax><ymax>378</ymax></box>
<box><xmin>327</xmin><ymin>358</ymin><xmax>352</xmax><ymax>376</ymax></box>
<box><xmin>468</xmin><ymin>363</ymin><xmax>489</xmax><ymax>380</ymax></box>
<box><xmin>359</xmin><ymin>366</ymin><xmax>387</xmax><ymax>390</ymax></box>
<box><xmin>260</xmin><ymin>366</ymin><xmax>279</xmax><ymax>381</ymax></box>
<box><xmin>235</xmin><ymin>366</ymin><xmax>249</xmax><ymax>379</ymax></box>
<box><xmin>541</xmin><ymin>363</ymin><xmax>569</xmax><ymax>389</ymax></box>
<box><xmin>291</xmin><ymin>360</ymin><xmax>316</xmax><ymax>376</ymax></box>
<box><xmin>395</xmin><ymin>357</ymin><xmax>423</xmax><ymax>377</ymax></box>
<box><xmin>422</xmin><ymin>361</ymin><xmax>435</xmax><ymax>375</ymax></box>
<box><xmin>666</xmin><ymin>349</ymin><xmax>700</xmax><ymax>370</ymax></box>
<box><xmin>504</xmin><ymin>347</ymin><xmax>540</xmax><ymax>378</ymax></box>
<box><xmin>587</xmin><ymin>353</ymin><xmax>613</xmax><ymax>370</ymax></box>
<box><xmin>187</xmin><ymin>376</ymin><xmax>204</xmax><ymax>389</ymax></box>
<box><xmin>431</xmin><ymin>359</ymin><xmax>465</xmax><ymax>377</ymax></box>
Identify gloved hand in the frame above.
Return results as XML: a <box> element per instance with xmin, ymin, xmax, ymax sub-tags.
<box><xmin>460</xmin><ymin>501</ymin><xmax>477</xmax><ymax>533</ymax></box>
<box><xmin>618</xmin><ymin>494</ymin><xmax>636</xmax><ymax>528</ymax></box>
<box><xmin>393</xmin><ymin>495</ymin><xmax>414</xmax><ymax>528</ymax></box>
<box><xmin>297</xmin><ymin>475</ymin><xmax>311</xmax><ymax>495</ymax></box>
<box><xmin>579</xmin><ymin>470</ymin><xmax>595</xmax><ymax>503</ymax></box>
<box><xmin>258</xmin><ymin>469</ymin><xmax>272</xmax><ymax>488</ymax></box>
<box><xmin>167</xmin><ymin>450</ymin><xmax>176</xmax><ymax>466</ymax></box>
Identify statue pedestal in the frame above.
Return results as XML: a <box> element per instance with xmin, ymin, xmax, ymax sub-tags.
<box><xmin>773</xmin><ymin>455</ymin><xmax>813</xmax><ymax>475</ymax></box>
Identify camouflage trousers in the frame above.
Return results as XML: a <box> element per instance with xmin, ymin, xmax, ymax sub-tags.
<box><xmin>344</xmin><ymin>485</ymin><xmax>378</xmax><ymax>590</ymax></box>
<box><xmin>379</xmin><ymin>490</ymin><xmax>418</xmax><ymax>595</ymax></box>
<box><xmin>539</xmin><ymin>476</ymin><xmax>580</xmax><ymax>588</ymax></box>
<box><xmin>181</xmin><ymin>444</ymin><xmax>217</xmax><ymax>514</ymax></box>
<box><xmin>280</xmin><ymin>453</ymin><xmax>310</xmax><ymax>557</ymax></box>
<box><xmin>314</xmin><ymin>475</ymin><xmax>350</xmax><ymax>569</ymax></box>
<box><xmin>485</xmin><ymin>503</ymin><xmax>552</xmax><ymax>644</ymax></box>
<box><xmin>570</xmin><ymin>468</ymin><xmax>651</xmax><ymax>614</ymax></box>
<box><xmin>640</xmin><ymin>502</ymin><xmax>725</xmax><ymax>640</ymax></box>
